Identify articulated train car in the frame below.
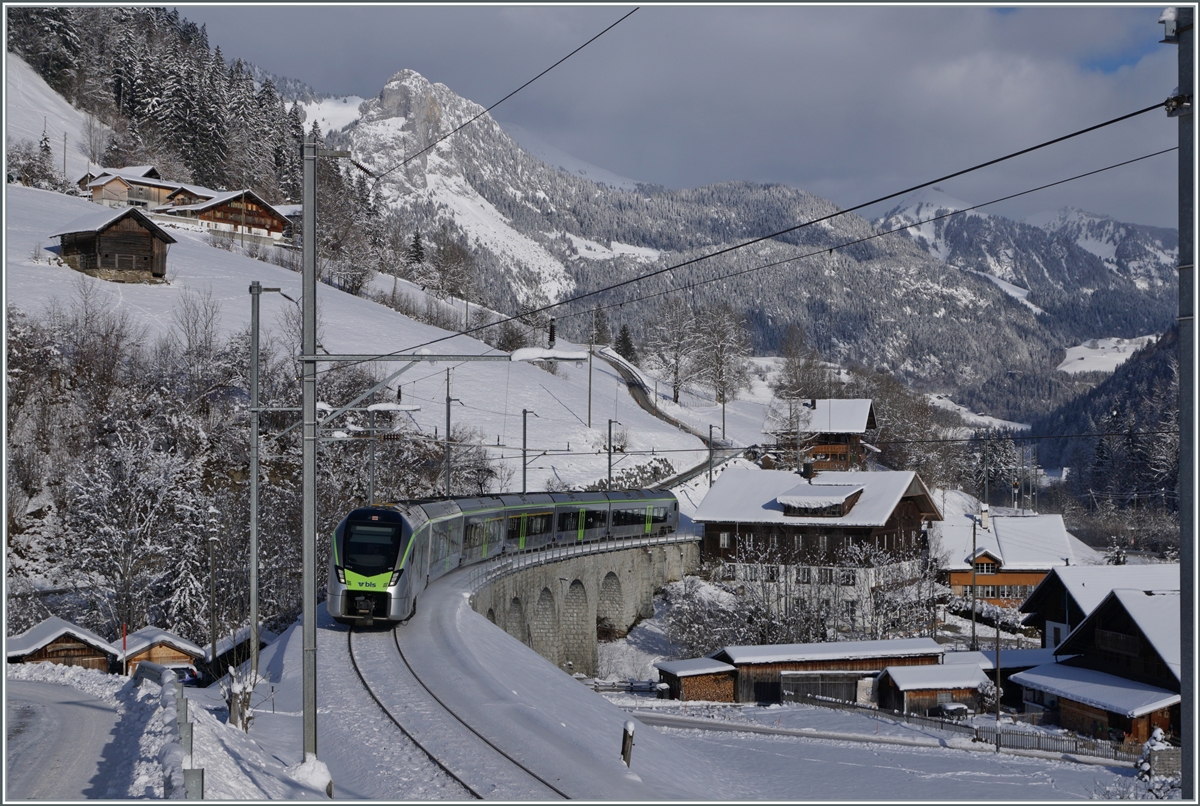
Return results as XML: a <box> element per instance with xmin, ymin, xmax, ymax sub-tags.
<box><xmin>327</xmin><ymin>489</ymin><xmax>679</xmax><ymax>626</ymax></box>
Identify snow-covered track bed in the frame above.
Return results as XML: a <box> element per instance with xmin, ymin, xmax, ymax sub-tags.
<box><xmin>348</xmin><ymin>627</ymin><xmax>566</xmax><ymax>800</ymax></box>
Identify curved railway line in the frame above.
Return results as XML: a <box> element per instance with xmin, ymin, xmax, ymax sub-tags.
<box><xmin>347</xmin><ymin>626</ymin><xmax>569</xmax><ymax>800</ymax></box>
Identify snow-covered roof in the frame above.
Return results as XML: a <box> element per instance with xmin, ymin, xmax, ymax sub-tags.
<box><xmin>206</xmin><ymin>622</ymin><xmax>277</xmax><ymax>664</ymax></box>
<box><xmin>6</xmin><ymin>616</ymin><xmax>117</xmax><ymax>658</ymax></box>
<box><xmin>942</xmin><ymin>650</ymin><xmax>990</xmax><ymax>668</ymax></box>
<box><xmin>1010</xmin><ymin>663</ymin><xmax>1179</xmax><ymax>718</ymax></box>
<box><xmin>159</xmin><ymin>189</ymin><xmax>288</xmax><ymax>221</ymax></box>
<box><xmin>883</xmin><ymin>663</ymin><xmax>989</xmax><ymax>691</ymax></box>
<box><xmin>1023</xmin><ymin>564</ymin><xmax>1179</xmax><ymax>618</ymax></box>
<box><xmin>939</xmin><ymin>512</ymin><xmax>1097</xmax><ymax>572</ymax></box>
<box><xmin>116</xmin><ymin>626</ymin><xmax>204</xmax><ymax>661</ymax></box>
<box><xmin>716</xmin><ymin>637</ymin><xmax>942</xmax><ymax>665</ymax></box>
<box><xmin>1087</xmin><ymin>589</ymin><xmax>1181</xmax><ymax>681</ymax></box>
<box><xmin>764</xmin><ymin>398</ymin><xmax>875</xmax><ymax>435</ymax></box>
<box><xmin>693</xmin><ymin>468</ymin><xmax>940</xmax><ymax>527</ymax></box>
<box><xmin>97</xmin><ymin>165</ymin><xmax>159</xmax><ymax>179</ymax></box>
<box><xmin>654</xmin><ymin>658</ymin><xmax>736</xmax><ymax>678</ymax></box>
<box><xmin>776</xmin><ymin>484</ymin><xmax>863</xmax><ymax>510</ymax></box>
<box><xmin>510</xmin><ymin>347</ymin><xmax>589</xmax><ymax>363</ymax></box>
<box><xmin>49</xmin><ymin>206</ymin><xmax>176</xmax><ymax>242</ymax></box>
<box><xmin>274</xmin><ymin>203</ymin><xmax>303</xmax><ymax>217</ymax></box>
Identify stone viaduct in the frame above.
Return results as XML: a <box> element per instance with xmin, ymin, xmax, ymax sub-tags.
<box><xmin>469</xmin><ymin>541</ymin><xmax>699</xmax><ymax>677</ymax></box>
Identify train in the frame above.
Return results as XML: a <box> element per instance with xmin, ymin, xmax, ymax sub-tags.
<box><xmin>327</xmin><ymin>489</ymin><xmax>679</xmax><ymax>626</ymax></box>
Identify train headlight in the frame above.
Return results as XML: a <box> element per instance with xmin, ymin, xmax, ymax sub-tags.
<box><xmin>390</xmin><ymin>570</ymin><xmax>403</xmax><ymax>587</ymax></box>
<box><xmin>335</xmin><ymin>567</ymin><xmax>345</xmax><ymax>583</ymax></box>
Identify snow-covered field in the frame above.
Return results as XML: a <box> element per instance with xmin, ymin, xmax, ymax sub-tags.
<box><xmin>5</xmin><ymin>52</ymin><xmax>101</xmax><ymax>182</ymax></box>
<box><xmin>297</xmin><ymin>94</ymin><xmax>366</xmax><ymax>134</ymax></box>
<box><xmin>1056</xmin><ymin>334</ymin><xmax>1158</xmax><ymax>374</ymax></box>
<box><xmin>928</xmin><ymin>393</ymin><xmax>1030</xmax><ymax>432</ymax></box>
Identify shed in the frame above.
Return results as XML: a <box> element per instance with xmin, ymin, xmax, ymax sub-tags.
<box><xmin>7</xmin><ymin>616</ymin><xmax>119</xmax><ymax>672</ymax></box>
<box><xmin>654</xmin><ymin>658</ymin><xmax>737</xmax><ymax>702</ymax></box>
<box><xmin>51</xmin><ymin>206</ymin><xmax>175</xmax><ymax>282</ymax></box>
<box><xmin>116</xmin><ymin>626</ymin><xmax>204</xmax><ymax>676</ymax></box>
<box><xmin>713</xmin><ymin>637</ymin><xmax>943</xmax><ymax>703</ymax></box>
<box><xmin>877</xmin><ymin>663</ymin><xmax>989</xmax><ymax>715</ymax></box>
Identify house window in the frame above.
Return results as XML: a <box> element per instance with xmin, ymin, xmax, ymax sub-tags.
<box><xmin>766</xmin><ymin>565</ymin><xmax>779</xmax><ymax>583</ymax></box>
<box><xmin>974</xmin><ymin>561</ymin><xmax>995</xmax><ymax>575</ymax></box>
<box><xmin>721</xmin><ymin>563</ymin><xmax>736</xmax><ymax>581</ymax></box>
<box><xmin>719</xmin><ymin>532</ymin><xmax>730</xmax><ymax>549</ymax></box>
<box><xmin>838</xmin><ymin>569</ymin><xmax>856</xmax><ymax>586</ymax></box>
<box><xmin>818</xmin><ymin>567</ymin><xmax>834</xmax><ymax>585</ymax></box>
<box><xmin>843</xmin><ymin>599</ymin><xmax>857</xmax><ymax>623</ymax></box>
<box><xmin>796</xmin><ymin>566</ymin><xmax>812</xmax><ymax>584</ymax></box>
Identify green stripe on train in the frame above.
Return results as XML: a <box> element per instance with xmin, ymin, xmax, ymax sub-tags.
<box><xmin>343</xmin><ymin>569</ymin><xmax>392</xmax><ymax>590</ymax></box>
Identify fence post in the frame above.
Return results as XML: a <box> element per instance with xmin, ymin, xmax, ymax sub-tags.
<box><xmin>179</xmin><ymin>721</ymin><xmax>193</xmax><ymax>761</ymax></box>
<box><xmin>184</xmin><ymin>768</ymin><xmax>203</xmax><ymax>799</ymax></box>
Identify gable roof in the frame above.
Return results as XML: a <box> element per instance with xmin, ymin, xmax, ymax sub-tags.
<box><xmin>882</xmin><ymin>663</ymin><xmax>989</xmax><ymax>691</ymax></box>
<box><xmin>939</xmin><ymin>512</ymin><xmax>1100</xmax><ymax>572</ymax></box>
<box><xmin>654</xmin><ymin>658</ymin><xmax>736</xmax><ymax>677</ymax></box>
<box><xmin>1010</xmin><ymin>662</ymin><xmax>1179</xmax><ymax>718</ymax></box>
<box><xmin>7</xmin><ymin>616</ymin><xmax>118</xmax><ymax>659</ymax></box>
<box><xmin>941</xmin><ymin>647</ymin><xmax>1063</xmax><ymax>671</ymax></box>
<box><xmin>1057</xmin><ymin>588</ymin><xmax>1181</xmax><ymax>682</ymax></box>
<box><xmin>1020</xmin><ymin>564</ymin><xmax>1179</xmax><ymax>619</ymax></box>
<box><xmin>116</xmin><ymin>626</ymin><xmax>205</xmax><ymax>661</ymax></box>
<box><xmin>159</xmin><ymin>188</ymin><xmax>289</xmax><ymax>222</ymax></box>
<box><xmin>715</xmin><ymin>637</ymin><xmax>942</xmax><ymax>665</ymax></box>
<box><xmin>49</xmin><ymin>206</ymin><xmax>176</xmax><ymax>243</ymax></box>
<box><xmin>764</xmin><ymin>398</ymin><xmax>876</xmax><ymax>436</ymax></box>
<box><xmin>96</xmin><ymin>165</ymin><xmax>160</xmax><ymax>179</ymax></box>
<box><xmin>693</xmin><ymin>468</ymin><xmax>941</xmax><ymax>527</ymax></box>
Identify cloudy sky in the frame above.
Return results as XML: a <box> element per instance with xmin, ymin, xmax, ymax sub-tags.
<box><xmin>183</xmin><ymin>4</ymin><xmax>1180</xmax><ymax>227</ymax></box>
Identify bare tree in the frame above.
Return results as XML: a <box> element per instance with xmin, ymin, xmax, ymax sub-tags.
<box><xmin>644</xmin><ymin>297</ymin><xmax>700</xmax><ymax>404</ymax></box>
<box><xmin>695</xmin><ymin>303</ymin><xmax>752</xmax><ymax>438</ymax></box>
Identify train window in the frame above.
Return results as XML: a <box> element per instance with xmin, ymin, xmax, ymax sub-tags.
<box><xmin>527</xmin><ymin>512</ymin><xmax>553</xmax><ymax>536</ymax></box>
<box><xmin>507</xmin><ymin>516</ymin><xmax>523</xmax><ymax>543</ymax></box>
<box><xmin>558</xmin><ymin>511</ymin><xmax>579</xmax><ymax>532</ymax></box>
<box><xmin>652</xmin><ymin>506</ymin><xmax>668</xmax><ymax>524</ymax></box>
<box><xmin>344</xmin><ymin>522</ymin><xmax>401</xmax><ymax>574</ymax></box>
<box><xmin>585</xmin><ymin>509</ymin><xmax>607</xmax><ymax>529</ymax></box>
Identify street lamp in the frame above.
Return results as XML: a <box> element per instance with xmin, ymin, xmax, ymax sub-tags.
<box><xmin>207</xmin><ymin>506</ymin><xmax>220</xmax><ymax>679</ymax></box>
<box><xmin>970</xmin><ymin>503</ymin><xmax>989</xmax><ymax>651</ymax></box>
<box><xmin>608</xmin><ymin>419</ymin><xmax>621</xmax><ymax>490</ymax></box>
<box><xmin>522</xmin><ymin>409</ymin><xmax>539</xmax><ymax>494</ymax></box>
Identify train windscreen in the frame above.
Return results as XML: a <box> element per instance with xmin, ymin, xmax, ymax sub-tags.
<box><xmin>343</xmin><ymin>522</ymin><xmax>403</xmax><ymax>575</ymax></box>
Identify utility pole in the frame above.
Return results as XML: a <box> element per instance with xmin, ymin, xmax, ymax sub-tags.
<box><xmin>708</xmin><ymin>424</ymin><xmax>714</xmax><ymax>487</ymax></box>
<box><xmin>62</xmin><ymin>132</ymin><xmax>66</xmax><ymax>178</ymax></box>
<box><xmin>369</xmin><ymin>392</ymin><xmax>376</xmax><ymax>504</ymax></box>
<box><xmin>1162</xmin><ymin>7</ymin><xmax>1194</xmax><ymax>797</ymax></box>
<box><xmin>522</xmin><ymin>409</ymin><xmax>538</xmax><ymax>494</ymax></box>
<box><xmin>608</xmin><ymin>418</ymin><xmax>620</xmax><ymax>489</ymax></box>
<box><xmin>971</xmin><ymin>516</ymin><xmax>978</xmax><ymax>652</ymax></box>
<box><xmin>207</xmin><ymin>508</ymin><xmax>219</xmax><ymax>680</ymax></box>
<box><xmin>248</xmin><ymin>282</ymin><xmax>269</xmax><ymax>682</ymax></box>
<box><xmin>445</xmin><ymin>369</ymin><xmax>460</xmax><ymax>497</ymax></box>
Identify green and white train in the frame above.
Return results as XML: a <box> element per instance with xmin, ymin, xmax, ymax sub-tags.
<box><xmin>327</xmin><ymin>489</ymin><xmax>679</xmax><ymax>626</ymax></box>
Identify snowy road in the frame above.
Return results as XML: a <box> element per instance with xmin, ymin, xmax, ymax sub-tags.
<box><xmin>5</xmin><ymin>680</ymin><xmax>120</xmax><ymax>800</ymax></box>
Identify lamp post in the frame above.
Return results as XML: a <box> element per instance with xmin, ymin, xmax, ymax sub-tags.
<box><xmin>522</xmin><ymin>409</ymin><xmax>539</xmax><ymax>494</ymax></box>
<box><xmin>970</xmin><ymin>504</ymin><xmax>989</xmax><ymax>651</ymax></box>
<box><xmin>207</xmin><ymin>506</ymin><xmax>220</xmax><ymax>679</ymax></box>
<box><xmin>608</xmin><ymin>419</ymin><xmax>621</xmax><ymax>489</ymax></box>
<box><xmin>708</xmin><ymin>424</ymin><xmax>715</xmax><ymax>487</ymax></box>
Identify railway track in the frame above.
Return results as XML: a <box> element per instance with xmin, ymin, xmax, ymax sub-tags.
<box><xmin>347</xmin><ymin>626</ymin><xmax>568</xmax><ymax>800</ymax></box>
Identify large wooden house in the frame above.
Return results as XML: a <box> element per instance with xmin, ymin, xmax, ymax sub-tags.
<box><xmin>157</xmin><ymin>189</ymin><xmax>291</xmax><ymax>240</ymax></box>
<box><xmin>7</xmin><ymin>616</ymin><xmax>119</xmax><ymax>672</ymax></box>
<box><xmin>1011</xmin><ymin>588</ymin><xmax>1180</xmax><ymax>743</ymax></box>
<box><xmin>51</xmin><ymin>206</ymin><xmax>176</xmax><ymax>282</ymax></box>
<box><xmin>765</xmin><ymin>398</ymin><xmax>877</xmax><ymax>471</ymax></box>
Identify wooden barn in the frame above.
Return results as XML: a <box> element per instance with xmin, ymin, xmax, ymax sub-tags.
<box><xmin>877</xmin><ymin>663</ymin><xmax>989</xmax><ymax>715</ymax></box>
<box><xmin>653</xmin><ymin>658</ymin><xmax>737</xmax><ymax>702</ymax></box>
<box><xmin>712</xmin><ymin>637</ymin><xmax>943</xmax><ymax>703</ymax></box>
<box><xmin>7</xmin><ymin>616</ymin><xmax>119</xmax><ymax>673</ymax></box>
<box><xmin>117</xmin><ymin>626</ymin><xmax>204</xmax><ymax>677</ymax></box>
<box><xmin>51</xmin><ymin>206</ymin><xmax>175</xmax><ymax>282</ymax></box>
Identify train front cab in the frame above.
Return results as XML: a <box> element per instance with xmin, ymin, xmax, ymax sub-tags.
<box><xmin>329</xmin><ymin>507</ymin><xmax>416</xmax><ymax>626</ymax></box>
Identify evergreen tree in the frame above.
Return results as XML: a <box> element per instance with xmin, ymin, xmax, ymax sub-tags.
<box><xmin>591</xmin><ymin>307</ymin><xmax>611</xmax><ymax>345</ymax></box>
<box><xmin>615</xmin><ymin>324</ymin><xmax>639</xmax><ymax>365</ymax></box>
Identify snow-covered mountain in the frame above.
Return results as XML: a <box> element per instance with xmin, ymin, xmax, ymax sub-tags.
<box><xmin>876</xmin><ymin>193</ymin><xmax>1177</xmax><ymax>340</ymax></box>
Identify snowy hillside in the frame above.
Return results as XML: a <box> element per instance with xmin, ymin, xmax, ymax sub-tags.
<box><xmin>1027</xmin><ymin>206</ymin><xmax>1177</xmax><ymax>291</ymax></box>
<box><xmin>5</xmin><ymin>185</ymin><xmax>706</xmax><ymax>492</ymax></box>
<box><xmin>1056</xmin><ymin>334</ymin><xmax>1159</xmax><ymax>375</ymax></box>
<box><xmin>297</xmin><ymin>95</ymin><xmax>367</xmax><ymax>134</ymax></box>
<box><xmin>5</xmin><ymin>51</ymin><xmax>102</xmax><ymax>182</ymax></box>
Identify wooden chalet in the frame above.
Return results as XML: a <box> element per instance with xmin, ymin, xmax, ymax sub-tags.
<box><xmin>1019</xmin><ymin>564</ymin><xmax>1178</xmax><ymax>648</ymax></box>
<box><xmin>157</xmin><ymin>189</ymin><xmax>291</xmax><ymax>240</ymax></box>
<box><xmin>877</xmin><ymin>663</ymin><xmax>989</xmax><ymax>715</ymax></box>
<box><xmin>938</xmin><ymin>511</ymin><xmax>1102</xmax><ymax>608</ymax></box>
<box><xmin>1011</xmin><ymin>589</ymin><xmax>1180</xmax><ymax>743</ymax></box>
<box><xmin>7</xmin><ymin>616</ymin><xmax>119</xmax><ymax>673</ymax></box>
<box><xmin>653</xmin><ymin>658</ymin><xmax>737</xmax><ymax>702</ymax></box>
<box><xmin>51</xmin><ymin>206</ymin><xmax>175</xmax><ymax>282</ymax></box>
<box><xmin>87</xmin><ymin>167</ymin><xmax>183</xmax><ymax>209</ymax></box>
<box><xmin>766</xmin><ymin>399</ymin><xmax>877</xmax><ymax>471</ymax></box>
<box><xmin>117</xmin><ymin>626</ymin><xmax>204</xmax><ymax>677</ymax></box>
<box><xmin>712</xmin><ymin>637</ymin><xmax>943</xmax><ymax>703</ymax></box>
<box><xmin>694</xmin><ymin>468</ymin><xmax>941</xmax><ymax>565</ymax></box>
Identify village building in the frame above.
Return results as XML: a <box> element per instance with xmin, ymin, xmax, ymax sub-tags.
<box><xmin>116</xmin><ymin>626</ymin><xmax>204</xmax><ymax>677</ymax></box>
<box><xmin>1011</xmin><ymin>588</ymin><xmax>1180</xmax><ymax>744</ymax></box>
<box><xmin>7</xmin><ymin>616</ymin><xmax>119</xmax><ymax>672</ymax></box>
<box><xmin>764</xmin><ymin>398</ymin><xmax>877</xmax><ymax>471</ymax></box>
<box><xmin>156</xmin><ymin>189</ymin><xmax>292</xmax><ymax>241</ymax></box>
<box><xmin>938</xmin><ymin>510</ymin><xmax>1101</xmax><ymax>607</ymax></box>
<box><xmin>1019</xmin><ymin>563</ymin><xmax>1179</xmax><ymax>648</ymax></box>
<box><xmin>653</xmin><ymin>658</ymin><xmax>737</xmax><ymax>702</ymax></box>
<box><xmin>50</xmin><ymin>206</ymin><xmax>176</xmax><ymax>282</ymax></box>
<box><xmin>944</xmin><ymin>646</ymin><xmax>1061</xmax><ymax>709</ymax></box>
<box><xmin>876</xmin><ymin>663</ymin><xmax>990</xmax><ymax>715</ymax></box>
<box><xmin>712</xmin><ymin>636</ymin><xmax>943</xmax><ymax>703</ymax></box>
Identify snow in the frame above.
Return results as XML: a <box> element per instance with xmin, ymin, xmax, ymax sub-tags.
<box><xmin>968</xmin><ymin>269</ymin><xmax>1046</xmax><ymax>314</ymax></box>
<box><xmin>1106</xmin><ymin>589</ymin><xmax>1181</xmax><ymax>680</ymax></box>
<box><xmin>5</xmin><ymin>52</ymin><xmax>101</xmax><ymax>182</ymax></box>
<box><xmin>765</xmin><ymin>398</ymin><xmax>875</xmax><ymax>436</ymax></box>
<box><xmin>1010</xmin><ymin>663</ymin><xmax>1180</xmax><ymax>719</ymax></box>
<box><xmin>776</xmin><ymin>483</ymin><xmax>864</xmax><ymax>509</ymax></box>
<box><xmin>1036</xmin><ymin>564</ymin><xmax>1180</xmax><ymax>619</ymax></box>
<box><xmin>693</xmin><ymin>468</ymin><xmax>931</xmax><ymax>528</ymax></box>
<box><xmin>935</xmin><ymin>493</ymin><xmax>1100</xmax><ymax>572</ymax></box>
<box><xmin>116</xmin><ymin>626</ymin><xmax>204</xmax><ymax>663</ymax></box>
<box><xmin>653</xmin><ymin>658</ymin><xmax>736</xmax><ymax>677</ymax></box>
<box><xmin>926</xmin><ymin>392</ymin><xmax>1031</xmax><ymax>431</ymax></box>
<box><xmin>297</xmin><ymin>95</ymin><xmax>366</xmax><ymax>134</ymax></box>
<box><xmin>1056</xmin><ymin>334</ymin><xmax>1158</xmax><ymax>374</ymax></box>
<box><xmin>882</xmin><ymin>663</ymin><xmax>989</xmax><ymax>691</ymax></box>
<box><xmin>48</xmin><ymin>205</ymin><xmax>174</xmax><ymax>240</ymax></box>
<box><xmin>559</xmin><ymin>230</ymin><xmax>662</xmax><ymax>262</ymax></box>
<box><xmin>4</xmin><ymin>184</ymin><xmax>707</xmax><ymax>493</ymax></box>
<box><xmin>7</xmin><ymin>615</ymin><xmax>118</xmax><ymax>658</ymax></box>
<box><xmin>716</xmin><ymin>637</ymin><xmax>942</xmax><ymax>666</ymax></box>
<box><xmin>499</xmin><ymin>121</ymin><xmax>641</xmax><ymax>191</ymax></box>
